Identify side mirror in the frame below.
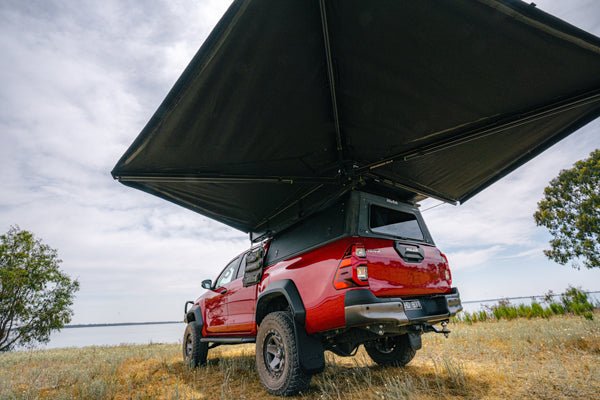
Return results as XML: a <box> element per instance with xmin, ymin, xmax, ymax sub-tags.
<box><xmin>201</xmin><ymin>279</ymin><xmax>213</xmax><ymax>290</ymax></box>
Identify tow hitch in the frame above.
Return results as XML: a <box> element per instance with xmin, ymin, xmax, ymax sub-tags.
<box><xmin>426</xmin><ymin>321</ymin><xmax>451</xmax><ymax>338</ymax></box>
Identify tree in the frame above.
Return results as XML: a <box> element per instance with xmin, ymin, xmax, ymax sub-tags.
<box><xmin>534</xmin><ymin>149</ymin><xmax>600</xmax><ymax>269</ymax></box>
<box><xmin>0</xmin><ymin>226</ymin><xmax>79</xmax><ymax>351</ymax></box>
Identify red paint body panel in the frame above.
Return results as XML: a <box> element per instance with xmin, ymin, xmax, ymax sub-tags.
<box><xmin>200</xmin><ymin>277</ymin><xmax>257</xmax><ymax>337</ymax></box>
<box><xmin>202</xmin><ymin>288</ymin><xmax>228</xmax><ymax>334</ymax></box>
<box><xmin>362</xmin><ymin>237</ymin><xmax>452</xmax><ymax>297</ymax></box>
<box><xmin>198</xmin><ymin>236</ymin><xmax>453</xmax><ymax>337</ymax></box>
<box><xmin>259</xmin><ymin>238</ymin><xmax>351</xmax><ymax>334</ymax></box>
<box><xmin>225</xmin><ymin>279</ymin><xmax>258</xmax><ymax>334</ymax></box>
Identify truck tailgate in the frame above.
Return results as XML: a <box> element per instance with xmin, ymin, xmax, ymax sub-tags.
<box><xmin>364</xmin><ymin>238</ymin><xmax>452</xmax><ymax>297</ymax></box>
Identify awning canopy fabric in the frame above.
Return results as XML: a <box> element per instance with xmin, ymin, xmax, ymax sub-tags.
<box><xmin>112</xmin><ymin>0</ymin><xmax>600</xmax><ymax>239</ymax></box>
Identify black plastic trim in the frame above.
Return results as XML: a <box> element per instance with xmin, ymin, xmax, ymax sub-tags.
<box><xmin>345</xmin><ymin>289</ymin><xmax>380</xmax><ymax>307</ymax></box>
<box><xmin>395</xmin><ymin>243</ymin><xmax>425</xmax><ymax>263</ymax></box>
<box><xmin>257</xmin><ymin>279</ymin><xmax>306</xmax><ymax>325</ymax></box>
<box><xmin>344</xmin><ymin>288</ymin><xmax>462</xmax><ymax>329</ymax></box>
<box><xmin>184</xmin><ymin>300</ymin><xmax>194</xmax><ymax>315</ymax></box>
<box><xmin>358</xmin><ymin>191</ymin><xmax>436</xmax><ymax>245</ymax></box>
<box><xmin>257</xmin><ymin>280</ymin><xmax>325</xmax><ymax>374</ymax></box>
<box><xmin>200</xmin><ymin>337</ymin><xmax>255</xmax><ymax>344</ymax></box>
<box><xmin>345</xmin><ymin>288</ymin><xmax>460</xmax><ymax>307</ymax></box>
<box><xmin>184</xmin><ymin>304</ymin><xmax>203</xmax><ymax>331</ymax></box>
<box><xmin>408</xmin><ymin>332</ymin><xmax>422</xmax><ymax>350</ymax></box>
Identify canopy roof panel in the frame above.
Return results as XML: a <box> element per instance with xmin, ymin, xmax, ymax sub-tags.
<box><xmin>113</xmin><ymin>0</ymin><xmax>600</xmax><ymax>238</ymax></box>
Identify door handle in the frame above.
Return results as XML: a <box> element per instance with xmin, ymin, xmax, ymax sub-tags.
<box><xmin>396</xmin><ymin>243</ymin><xmax>425</xmax><ymax>263</ymax></box>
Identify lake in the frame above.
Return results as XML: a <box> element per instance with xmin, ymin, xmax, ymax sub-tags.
<box><xmin>34</xmin><ymin>303</ymin><xmax>498</xmax><ymax>349</ymax></box>
<box><xmin>40</xmin><ymin>323</ymin><xmax>186</xmax><ymax>349</ymax></box>
<box><xmin>29</xmin><ymin>292</ymin><xmax>600</xmax><ymax>350</ymax></box>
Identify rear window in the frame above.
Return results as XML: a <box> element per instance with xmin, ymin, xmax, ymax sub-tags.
<box><xmin>369</xmin><ymin>205</ymin><xmax>424</xmax><ymax>241</ymax></box>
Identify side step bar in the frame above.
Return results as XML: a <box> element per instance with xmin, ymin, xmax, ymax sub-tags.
<box><xmin>200</xmin><ymin>337</ymin><xmax>255</xmax><ymax>344</ymax></box>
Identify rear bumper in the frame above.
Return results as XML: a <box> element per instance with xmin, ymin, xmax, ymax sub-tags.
<box><xmin>344</xmin><ymin>287</ymin><xmax>463</xmax><ymax>328</ymax></box>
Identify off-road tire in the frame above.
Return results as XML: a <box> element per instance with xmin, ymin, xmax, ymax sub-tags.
<box><xmin>256</xmin><ymin>312</ymin><xmax>311</xmax><ymax>396</ymax></box>
<box><xmin>183</xmin><ymin>322</ymin><xmax>208</xmax><ymax>367</ymax></box>
<box><xmin>364</xmin><ymin>334</ymin><xmax>416</xmax><ymax>367</ymax></box>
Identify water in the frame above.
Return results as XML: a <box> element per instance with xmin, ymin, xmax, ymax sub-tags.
<box><xmin>40</xmin><ymin>323</ymin><xmax>186</xmax><ymax>349</ymax></box>
<box><xmin>25</xmin><ymin>292</ymin><xmax>600</xmax><ymax>350</ymax></box>
<box><xmin>34</xmin><ymin>302</ymin><xmax>535</xmax><ymax>349</ymax></box>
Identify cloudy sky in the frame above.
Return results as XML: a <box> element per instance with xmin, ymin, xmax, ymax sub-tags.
<box><xmin>1</xmin><ymin>0</ymin><xmax>599</xmax><ymax>324</ymax></box>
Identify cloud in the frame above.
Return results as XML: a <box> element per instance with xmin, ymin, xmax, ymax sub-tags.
<box><xmin>444</xmin><ymin>246</ymin><xmax>505</xmax><ymax>271</ymax></box>
<box><xmin>0</xmin><ymin>0</ymin><xmax>239</xmax><ymax>323</ymax></box>
<box><xmin>0</xmin><ymin>0</ymin><xmax>599</xmax><ymax>324</ymax></box>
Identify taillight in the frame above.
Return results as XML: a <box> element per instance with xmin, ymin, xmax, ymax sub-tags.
<box><xmin>354</xmin><ymin>246</ymin><xmax>366</xmax><ymax>258</ymax></box>
<box><xmin>333</xmin><ymin>244</ymin><xmax>369</xmax><ymax>289</ymax></box>
<box><xmin>440</xmin><ymin>252</ymin><xmax>452</xmax><ymax>282</ymax></box>
<box><xmin>356</xmin><ymin>265</ymin><xmax>368</xmax><ymax>281</ymax></box>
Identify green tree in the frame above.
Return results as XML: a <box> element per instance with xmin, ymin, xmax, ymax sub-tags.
<box><xmin>534</xmin><ymin>149</ymin><xmax>600</xmax><ymax>269</ymax></box>
<box><xmin>0</xmin><ymin>226</ymin><xmax>79</xmax><ymax>351</ymax></box>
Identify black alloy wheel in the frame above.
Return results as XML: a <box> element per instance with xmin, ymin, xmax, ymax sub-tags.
<box><xmin>182</xmin><ymin>322</ymin><xmax>208</xmax><ymax>367</ymax></box>
<box><xmin>264</xmin><ymin>330</ymin><xmax>286</xmax><ymax>377</ymax></box>
<box><xmin>255</xmin><ymin>312</ymin><xmax>311</xmax><ymax>395</ymax></box>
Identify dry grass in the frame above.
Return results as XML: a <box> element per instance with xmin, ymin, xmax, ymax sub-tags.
<box><xmin>1</xmin><ymin>315</ymin><xmax>599</xmax><ymax>399</ymax></box>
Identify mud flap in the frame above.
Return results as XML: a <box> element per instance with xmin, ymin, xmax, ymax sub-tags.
<box><xmin>408</xmin><ymin>332</ymin><xmax>422</xmax><ymax>350</ymax></box>
<box><xmin>293</xmin><ymin>320</ymin><xmax>325</xmax><ymax>374</ymax></box>
<box><xmin>258</xmin><ymin>280</ymin><xmax>325</xmax><ymax>374</ymax></box>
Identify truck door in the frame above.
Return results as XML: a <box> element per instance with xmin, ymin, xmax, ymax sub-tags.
<box><xmin>204</xmin><ymin>256</ymin><xmax>240</xmax><ymax>334</ymax></box>
<box><xmin>225</xmin><ymin>253</ymin><xmax>258</xmax><ymax>334</ymax></box>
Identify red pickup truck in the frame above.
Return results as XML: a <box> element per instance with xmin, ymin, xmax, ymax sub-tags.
<box><xmin>182</xmin><ymin>190</ymin><xmax>462</xmax><ymax>395</ymax></box>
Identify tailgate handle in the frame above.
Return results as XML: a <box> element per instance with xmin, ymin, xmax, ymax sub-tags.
<box><xmin>396</xmin><ymin>244</ymin><xmax>424</xmax><ymax>262</ymax></box>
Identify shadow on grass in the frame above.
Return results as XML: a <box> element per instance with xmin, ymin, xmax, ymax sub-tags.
<box><xmin>313</xmin><ymin>358</ymin><xmax>491</xmax><ymax>399</ymax></box>
<box><xmin>162</xmin><ymin>352</ymin><xmax>490</xmax><ymax>399</ymax></box>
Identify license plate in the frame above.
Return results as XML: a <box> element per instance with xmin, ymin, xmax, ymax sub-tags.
<box><xmin>403</xmin><ymin>300</ymin><xmax>422</xmax><ymax>310</ymax></box>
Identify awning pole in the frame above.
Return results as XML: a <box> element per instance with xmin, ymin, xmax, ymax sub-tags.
<box><xmin>319</xmin><ymin>0</ymin><xmax>345</xmax><ymax>171</ymax></box>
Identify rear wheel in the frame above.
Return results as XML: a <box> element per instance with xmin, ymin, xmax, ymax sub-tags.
<box><xmin>183</xmin><ymin>322</ymin><xmax>208</xmax><ymax>367</ymax></box>
<box><xmin>364</xmin><ymin>334</ymin><xmax>416</xmax><ymax>367</ymax></box>
<box><xmin>256</xmin><ymin>312</ymin><xmax>311</xmax><ymax>396</ymax></box>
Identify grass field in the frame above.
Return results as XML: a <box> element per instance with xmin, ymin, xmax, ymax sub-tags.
<box><xmin>1</xmin><ymin>315</ymin><xmax>599</xmax><ymax>399</ymax></box>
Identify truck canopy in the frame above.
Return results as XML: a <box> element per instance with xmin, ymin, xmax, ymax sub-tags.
<box><xmin>112</xmin><ymin>0</ymin><xmax>600</xmax><ymax>239</ymax></box>
<box><xmin>264</xmin><ymin>191</ymin><xmax>433</xmax><ymax>265</ymax></box>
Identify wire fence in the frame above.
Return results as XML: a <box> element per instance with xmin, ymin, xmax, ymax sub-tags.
<box><xmin>62</xmin><ymin>291</ymin><xmax>600</xmax><ymax>328</ymax></box>
<box><xmin>461</xmin><ymin>290</ymin><xmax>600</xmax><ymax>304</ymax></box>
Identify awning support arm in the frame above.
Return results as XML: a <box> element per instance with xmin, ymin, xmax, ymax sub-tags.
<box><xmin>114</xmin><ymin>173</ymin><xmax>338</xmax><ymax>185</ymax></box>
<box><xmin>364</xmin><ymin>172</ymin><xmax>458</xmax><ymax>205</ymax></box>
<box><xmin>319</xmin><ymin>0</ymin><xmax>345</xmax><ymax>171</ymax></box>
<box><xmin>360</xmin><ymin>87</ymin><xmax>600</xmax><ymax>172</ymax></box>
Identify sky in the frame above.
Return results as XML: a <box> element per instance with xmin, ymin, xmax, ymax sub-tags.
<box><xmin>1</xmin><ymin>0</ymin><xmax>599</xmax><ymax>324</ymax></box>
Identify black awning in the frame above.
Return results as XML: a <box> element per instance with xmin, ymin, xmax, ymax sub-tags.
<box><xmin>112</xmin><ymin>0</ymin><xmax>600</xmax><ymax>238</ymax></box>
